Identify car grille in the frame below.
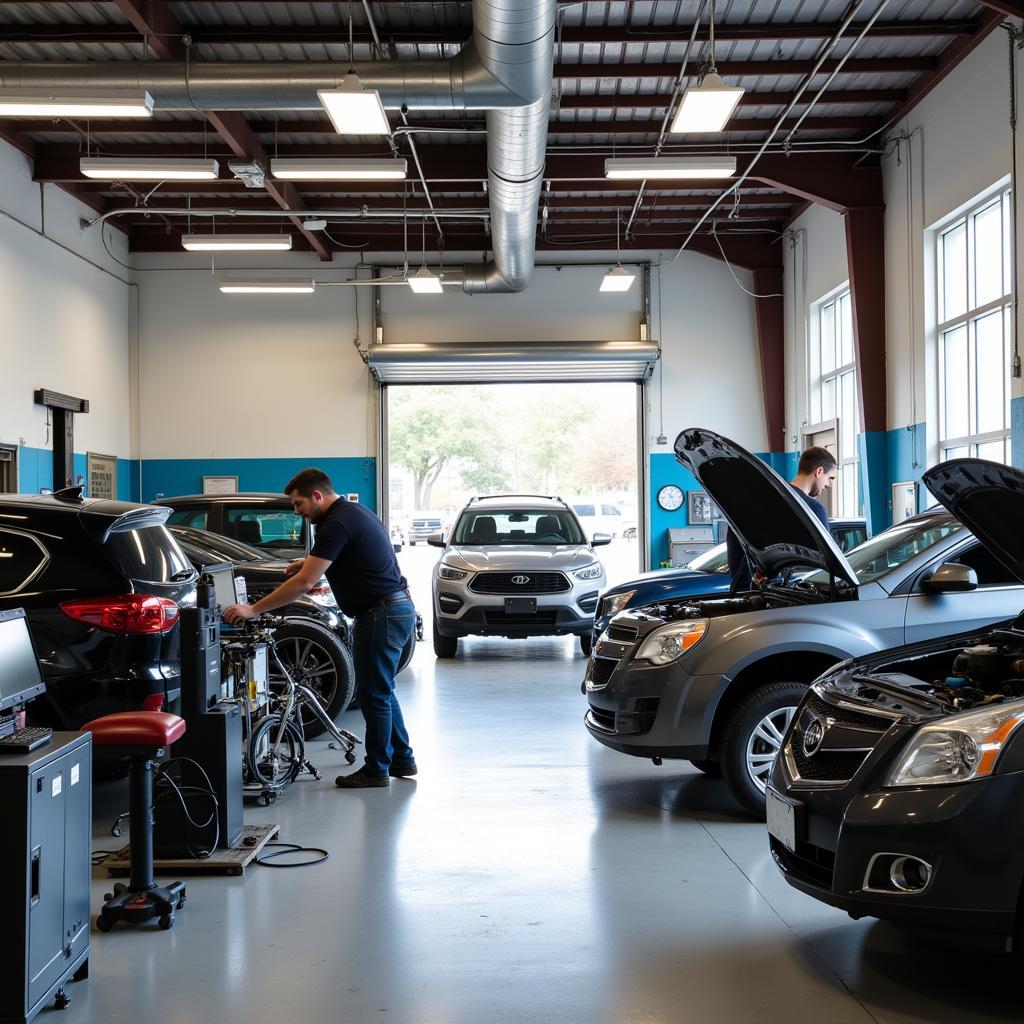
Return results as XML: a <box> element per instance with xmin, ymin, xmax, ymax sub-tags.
<box><xmin>771</xmin><ymin>837</ymin><xmax>835</xmax><ymax>890</ymax></box>
<box><xmin>470</xmin><ymin>572</ymin><xmax>570</xmax><ymax>595</ymax></box>
<box><xmin>607</xmin><ymin>623</ymin><xmax>639</xmax><ymax>643</ymax></box>
<box><xmin>790</xmin><ymin>749</ymin><xmax>870</xmax><ymax>783</ymax></box>
<box><xmin>804</xmin><ymin>691</ymin><xmax>893</xmax><ymax>730</ymax></box>
<box><xmin>483</xmin><ymin>610</ymin><xmax>559</xmax><ymax>627</ymax></box>
<box><xmin>587</xmin><ymin>705</ymin><xmax>616</xmax><ymax>731</ymax></box>
<box><xmin>590</xmin><ymin>656</ymin><xmax>618</xmax><ymax>687</ymax></box>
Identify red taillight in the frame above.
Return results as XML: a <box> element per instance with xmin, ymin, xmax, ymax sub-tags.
<box><xmin>59</xmin><ymin>594</ymin><xmax>180</xmax><ymax>634</ymax></box>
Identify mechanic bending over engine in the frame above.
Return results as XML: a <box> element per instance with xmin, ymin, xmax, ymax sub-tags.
<box><xmin>223</xmin><ymin>467</ymin><xmax>418</xmax><ymax>789</ymax></box>
<box><xmin>726</xmin><ymin>446</ymin><xmax>837</xmax><ymax>591</ymax></box>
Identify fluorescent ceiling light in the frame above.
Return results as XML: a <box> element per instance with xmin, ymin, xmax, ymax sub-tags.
<box><xmin>182</xmin><ymin>234</ymin><xmax>293</xmax><ymax>252</ymax></box>
<box><xmin>604</xmin><ymin>156</ymin><xmax>736</xmax><ymax>180</ymax></box>
<box><xmin>271</xmin><ymin>158</ymin><xmax>407</xmax><ymax>181</ymax></box>
<box><xmin>670</xmin><ymin>73</ymin><xmax>745</xmax><ymax>133</ymax></box>
<box><xmin>318</xmin><ymin>73</ymin><xmax>391</xmax><ymax>136</ymax></box>
<box><xmin>219</xmin><ymin>281</ymin><xmax>315</xmax><ymax>295</ymax></box>
<box><xmin>407</xmin><ymin>268</ymin><xmax>443</xmax><ymax>294</ymax></box>
<box><xmin>599</xmin><ymin>266</ymin><xmax>636</xmax><ymax>293</ymax></box>
<box><xmin>0</xmin><ymin>90</ymin><xmax>154</xmax><ymax>118</ymax></box>
<box><xmin>80</xmin><ymin>157</ymin><xmax>220</xmax><ymax>181</ymax></box>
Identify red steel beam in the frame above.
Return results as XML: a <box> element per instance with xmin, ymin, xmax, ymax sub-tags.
<box><xmin>753</xmin><ymin>269</ymin><xmax>786</xmax><ymax>455</ymax></box>
<box><xmin>554</xmin><ymin>57</ymin><xmax>937</xmax><ymax>78</ymax></box>
<box><xmin>559</xmin><ymin>89</ymin><xmax>908</xmax><ymax>110</ymax></box>
<box><xmin>976</xmin><ymin>2</ymin><xmax>1024</xmax><ymax>17</ymax></box>
<box><xmin>110</xmin><ymin>0</ymin><xmax>187</xmax><ymax>60</ymax></box>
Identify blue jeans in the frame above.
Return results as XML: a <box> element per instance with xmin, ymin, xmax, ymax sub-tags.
<box><xmin>351</xmin><ymin>596</ymin><xmax>416</xmax><ymax>776</ymax></box>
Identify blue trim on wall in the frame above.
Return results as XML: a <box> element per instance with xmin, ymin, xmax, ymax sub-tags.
<box><xmin>857</xmin><ymin>431</ymin><xmax>888</xmax><ymax>538</ymax></box>
<box><xmin>886</xmin><ymin>422</ymin><xmax>927</xmax><ymax>523</ymax></box>
<box><xmin>17</xmin><ymin>447</ymin><xmax>139</xmax><ymax>501</ymax></box>
<box><xmin>1013</xmin><ymin>397</ymin><xmax>1024</xmax><ymax>469</ymax></box>
<box><xmin>140</xmin><ymin>457</ymin><xmax>378</xmax><ymax>512</ymax></box>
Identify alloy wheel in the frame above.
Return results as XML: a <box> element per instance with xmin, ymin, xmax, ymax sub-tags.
<box><xmin>744</xmin><ymin>705</ymin><xmax>797</xmax><ymax>794</ymax></box>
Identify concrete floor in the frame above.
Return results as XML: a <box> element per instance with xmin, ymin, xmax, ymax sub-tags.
<box><xmin>74</xmin><ymin>636</ymin><xmax>1024</xmax><ymax>1024</ymax></box>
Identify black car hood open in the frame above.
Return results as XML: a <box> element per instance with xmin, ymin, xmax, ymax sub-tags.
<box><xmin>675</xmin><ymin>428</ymin><xmax>858</xmax><ymax>586</ymax></box>
<box><xmin>923</xmin><ymin>459</ymin><xmax>1024</xmax><ymax>583</ymax></box>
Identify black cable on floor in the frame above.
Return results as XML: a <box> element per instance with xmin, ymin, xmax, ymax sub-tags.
<box><xmin>256</xmin><ymin>842</ymin><xmax>330</xmax><ymax>868</ymax></box>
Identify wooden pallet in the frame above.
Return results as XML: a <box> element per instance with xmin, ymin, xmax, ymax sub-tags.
<box><xmin>104</xmin><ymin>823</ymin><xmax>279</xmax><ymax>878</ymax></box>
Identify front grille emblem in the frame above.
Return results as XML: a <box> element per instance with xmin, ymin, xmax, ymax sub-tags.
<box><xmin>802</xmin><ymin>717</ymin><xmax>825</xmax><ymax>757</ymax></box>
<box><xmin>511</xmin><ymin>575</ymin><xmax>530</xmax><ymax>585</ymax></box>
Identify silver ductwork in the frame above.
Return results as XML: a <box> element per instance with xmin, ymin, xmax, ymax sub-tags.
<box><xmin>0</xmin><ymin>0</ymin><xmax>555</xmax><ymax>292</ymax></box>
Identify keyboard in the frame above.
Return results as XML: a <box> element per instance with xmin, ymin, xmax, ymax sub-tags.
<box><xmin>0</xmin><ymin>726</ymin><xmax>53</xmax><ymax>754</ymax></box>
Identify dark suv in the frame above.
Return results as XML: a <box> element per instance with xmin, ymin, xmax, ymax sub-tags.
<box><xmin>0</xmin><ymin>492</ymin><xmax>197</xmax><ymax>729</ymax></box>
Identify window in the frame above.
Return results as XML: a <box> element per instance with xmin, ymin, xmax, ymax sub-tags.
<box><xmin>166</xmin><ymin>508</ymin><xmax>208</xmax><ymax>529</ymax></box>
<box><xmin>224</xmin><ymin>507</ymin><xmax>307</xmax><ymax>548</ymax></box>
<box><xmin>0</xmin><ymin>530</ymin><xmax>49</xmax><ymax>595</ymax></box>
<box><xmin>453</xmin><ymin>509</ymin><xmax>584</xmax><ymax>546</ymax></box>
<box><xmin>809</xmin><ymin>289</ymin><xmax>860</xmax><ymax>517</ymax></box>
<box><xmin>937</xmin><ymin>189</ymin><xmax>1013</xmax><ymax>464</ymax></box>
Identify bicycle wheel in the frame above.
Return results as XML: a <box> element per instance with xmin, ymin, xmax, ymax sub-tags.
<box><xmin>246</xmin><ymin>714</ymin><xmax>305</xmax><ymax>789</ymax></box>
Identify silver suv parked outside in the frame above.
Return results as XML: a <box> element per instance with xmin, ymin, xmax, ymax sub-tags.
<box><xmin>429</xmin><ymin>495</ymin><xmax>610</xmax><ymax>658</ymax></box>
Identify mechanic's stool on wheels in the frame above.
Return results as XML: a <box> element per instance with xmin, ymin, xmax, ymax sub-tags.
<box><xmin>83</xmin><ymin>712</ymin><xmax>188</xmax><ymax>931</ymax></box>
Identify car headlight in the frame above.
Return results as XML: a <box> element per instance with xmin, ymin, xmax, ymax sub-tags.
<box><xmin>574</xmin><ymin>562</ymin><xmax>604</xmax><ymax>581</ymax></box>
<box><xmin>599</xmin><ymin>590</ymin><xmax>636</xmax><ymax>618</ymax></box>
<box><xmin>438</xmin><ymin>564</ymin><xmax>468</xmax><ymax>581</ymax></box>
<box><xmin>887</xmin><ymin>701</ymin><xmax>1024</xmax><ymax>787</ymax></box>
<box><xmin>635</xmin><ymin>620</ymin><xmax>708</xmax><ymax>665</ymax></box>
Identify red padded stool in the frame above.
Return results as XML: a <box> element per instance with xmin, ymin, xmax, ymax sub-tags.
<box><xmin>84</xmin><ymin>712</ymin><xmax>188</xmax><ymax>931</ymax></box>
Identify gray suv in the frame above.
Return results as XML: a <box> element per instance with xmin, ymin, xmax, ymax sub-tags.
<box><xmin>429</xmin><ymin>495</ymin><xmax>610</xmax><ymax>658</ymax></box>
<box><xmin>584</xmin><ymin>428</ymin><xmax>1024</xmax><ymax>817</ymax></box>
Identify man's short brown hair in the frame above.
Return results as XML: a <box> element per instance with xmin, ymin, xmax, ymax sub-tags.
<box><xmin>798</xmin><ymin>446</ymin><xmax>837</xmax><ymax>476</ymax></box>
<box><xmin>284</xmin><ymin>467</ymin><xmax>335</xmax><ymax>497</ymax></box>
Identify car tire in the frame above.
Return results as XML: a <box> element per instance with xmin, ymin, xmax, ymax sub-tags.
<box><xmin>270</xmin><ymin>620</ymin><xmax>356</xmax><ymax>738</ymax></box>
<box><xmin>579</xmin><ymin>633</ymin><xmax>593</xmax><ymax>657</ymax></box>
<box><xmin>688</xmin><ymin>759</ymin><xmax>721</xmax><ymax>777</ymax></box>
<box><xmin>433</xmin><ymin>620</ymin><xmax>458</xmax><ymax>658</ymax></box>
<box><xmin>719</xmin><ymin>681</ymin><xmax>805</xmax><ymax>819</ymax></box>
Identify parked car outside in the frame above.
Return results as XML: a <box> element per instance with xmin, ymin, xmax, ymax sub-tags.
<box><xmin>768</xmin><ymin>459</ymin><xmax>1024</xmax><ymax>948</ymax></box>
<box><xmin>584</xmin><ymin>428</ymin><xmax>1024</xmax><ymax>817</ymax></box>
<box><xmin>570</xmin><ymin>498</ymin><xmax>627</xmax><ymax>539</ymax></box>
<box><xmin>593</xmin><ymin>517</ymin><xmax>868</xmax><ymax>638</ymax></box>
<box><xmin>409</xmin><ymin>512</ymin><xmax>445</xmax><ymax>545</ymax></box>
<box><xmin>0</xmin><ymin>491</ymin><xmax>197</xmax><ymax>733</ymax></box>
<box><xmin>430</xmin><ymin>494</ymin><xmax>610</xmax><ymax>657</ymax></box>
<box><xmin>390</xmin><ymin>523</ymin><xmax>406</xmax><ymax>551</ymax></box>
<box><xmin>169</xmin><ymin>525</ymin><xmax>356</xmax><ymax>734</ymax></box>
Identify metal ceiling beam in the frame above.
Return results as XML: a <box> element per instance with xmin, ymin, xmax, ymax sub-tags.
<box><xmin>0</xmin><ymin>19</ymin><xmax>978</xmax><ymax>46</ymax></box>
<box><xmin>558</xmin><ymin>88</ymin><xmax>908</xmax><ymax>110</ymax></box>
<box><xmin>554</xmin><ymin>57</ymin><xmax>937</xmax><ymax>78</ymax></box>
<box><xmin>976</xmin><ymin>1</ymin><xmax>1024</xmax><ymax>17</ymax></box>
<box><xmin>109</xmin><ymin>0</ymin><xmax>186</xmax><ymax>60</ymax></box>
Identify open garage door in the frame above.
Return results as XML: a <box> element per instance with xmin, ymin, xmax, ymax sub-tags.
<box><xmin>367</xmin><ymin>341</ymin><xmax>659</xmax><ymax>385</ymax></box>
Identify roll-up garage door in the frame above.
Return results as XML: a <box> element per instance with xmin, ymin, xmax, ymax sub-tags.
<box><xmin>366</xmin><ymin>341</ymin><xmax>659</xmax><ymax>385</ymax></box>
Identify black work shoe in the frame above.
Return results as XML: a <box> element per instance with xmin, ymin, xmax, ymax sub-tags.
<box><xmin>389</xmin><ymin>761</ymin><xmax>418</xmax><ymax>778</ymax></box>
<box><xmin>335</xmin><ymin>766</ymin><xmax>389</xmax><ymax>788</ymax></box>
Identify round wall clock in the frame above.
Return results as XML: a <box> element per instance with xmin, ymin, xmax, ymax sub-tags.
<box><xmin>657</xmin><ymin>484</ymin><xmax>684</xmax><ymax>511</ymax></box>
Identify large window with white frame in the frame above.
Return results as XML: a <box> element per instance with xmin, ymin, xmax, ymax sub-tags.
<box><xmin>936</xmin><ymin>187</ymin><xmax>1013</xmax><ymax>464</ymax></box>
<box><xmin>809</xmin><ymin>288</ymin><xmax>860</xmax><ymax>517</ymax></box>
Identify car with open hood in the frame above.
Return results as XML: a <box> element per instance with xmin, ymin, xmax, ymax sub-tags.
<box><xmin>767</xmin><ymin>459</ymin><xmax>1024</xmax><ymax>946</ymax></box>
<box><xmin>584</xmin><ymin>429</ymin><xmax>1024</xmax><ymax>816</ymax></box>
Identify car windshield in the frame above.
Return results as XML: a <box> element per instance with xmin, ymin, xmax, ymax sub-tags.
<box><xmin>686</xmin><ymin>543</ymin><xmax>729</xmax><ymax>574</ymax></box>
<box><xmin>171</xmin><ymin>529</ymin><xmax>265</xmax><ymax>564</ymax></box>
<box><xmin>803</xmin><ymin>517</ymin><xmax>964</xmax><ymax>586</ymax></box>
<box><xmin>452</xmin><ymin>509</ymin><xmax>585</xmax><ymax>546</ymax></box>
<box><xmin>224</xmin><ymin>507</ymin><xmax>306</xmax><ymax>549</ymax></box>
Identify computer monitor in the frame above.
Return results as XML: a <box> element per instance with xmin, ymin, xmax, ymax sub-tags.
<box><xmin>203</xmin><ymin>563</ymin><xmax>239</xmax><ymax>610</ymax></box>
<box><xmin>0</xmin><ymin>609</ymin><xmax>46</xmax><ymax>715</ymax></box>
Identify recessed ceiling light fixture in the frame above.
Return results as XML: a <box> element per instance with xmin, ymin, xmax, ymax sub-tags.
<box><xmin>318</xmin><ymin>72</ymin><xmax>391</xmax><ymax>136</ymax></box>
<box><xmin>270</xmin><ymin>158</ymin><xmax>407</xmax><ymax>181</ymax></box>
<box><xmin>80</xmin><ymin>157</ymin><xmax>220</xmax><ymax>181</ymax></box>
<box><xmin>0</xmin><ymin>90</ymin><xmax>154</xmax><ymax>118</ymax></box>
<box><xmin>182</xmin><ymin>234</ymin><xmax>293</xmax><ymax>252</ymax></box>
<box><xmin>219</xmin><ymin>281</ymin><xmax>315</xmax><ymax>295</ymax></box>
<box><xmin>604</xmin><ymin>156</ymin><xmax>736</xmax><ymax>180</ymax></box>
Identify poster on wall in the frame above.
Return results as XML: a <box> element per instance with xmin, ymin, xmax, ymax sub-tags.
<box><xmin>87</xmin><ymin>452</ymin><xmax>117</xmax><ymax>501</ymax></box>
<box><xmin>687</xmin><ymin>490</ymin><xmax>717</xmax><ymax>525</ymax></box>
<box><xmin>892</xmin><ymin>481</ymin><xmax>916</xmax><ymax>524</ymax></box>
<box><xmin>203</xmin><ymin>475</ymin><xmax>238</xmax><ymax>495</ymax></box>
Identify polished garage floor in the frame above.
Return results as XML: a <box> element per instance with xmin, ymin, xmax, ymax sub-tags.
<box><xmin>78</xmin><ymin>637</ymin><xmax>1022</xmax><ymax>1024</ymax></box>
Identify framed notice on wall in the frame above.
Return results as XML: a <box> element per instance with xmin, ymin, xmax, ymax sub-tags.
<box><xmin>87</xmin><ymin>452</ymin><xmax>117</xmax><ymax>501</ymax></box>
<box><xmin>892</xmin><ymin>481</ymin><xmax>916</xmax><ymax>524</ymax></box>
<box><xmin>203</xmin><ymin>475</ymin><xmax>238</xmax><ymax>495</ymax></box>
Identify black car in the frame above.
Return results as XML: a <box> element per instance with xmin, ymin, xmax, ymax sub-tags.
<box><xmin>161</xmin><ymin>492</ymin><xmax>310</xmax><ymax>560</ymax></box>
<box><xmin>0</xmin><ymin>491</ymin><xmax>197</xmax><ymax>730</ymax></box>
<box><xmin>768</xmin><ymin>459</ymin><xmax>1024</xmax><ymax>947</ymax></box>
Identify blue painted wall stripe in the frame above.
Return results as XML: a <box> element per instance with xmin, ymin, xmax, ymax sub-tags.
<box><xmin>1012</xmin><ymin>396</ymin><xmax>1024</xmax><ymax>469</ymax></box>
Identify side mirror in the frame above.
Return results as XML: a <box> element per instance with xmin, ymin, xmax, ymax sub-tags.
<box><xmin>922</xmin><ymin>562</ymin><xmax>978</xmax><ymax>594</ymax></box>
<box><xmin>427</xmin><ymin>532</ymin><xmax>446</xmax><ymax>548</ymax></box>
<box><xmin>591</xmin><ymin>532</ymin><xmax>612</xmax><ymax>547</ymax></box>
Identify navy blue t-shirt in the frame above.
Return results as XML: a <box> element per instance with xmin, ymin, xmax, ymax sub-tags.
<box><xmin>308</xmin><ymin>498</ymin><xmax>407</xmax><ymax>616</ymax></box>
<box><xmin>726</xmin><ymin>485</ymin><xmax>830</xmax><ymax>591</ymax></box>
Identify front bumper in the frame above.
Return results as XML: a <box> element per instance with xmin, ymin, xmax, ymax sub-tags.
<box><xmin>769</xmin><ymin>754</ymin><xmax>1024</xmax><ymax>938</ymax></box>
<box><xmin>435</xmin><ymin>602</ymin><xmax>594</xmax><ymax>639</ymax></box>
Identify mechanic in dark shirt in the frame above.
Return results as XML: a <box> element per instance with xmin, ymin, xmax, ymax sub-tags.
<box><xmin>727</xmin><ymin>446</ymin><xmax>837</xmax><ymax>591</ymax></box>
<box><xmin>224</xmin><ymin>468</ymin><xmax>417</xmax><ymax>788</ymax></box>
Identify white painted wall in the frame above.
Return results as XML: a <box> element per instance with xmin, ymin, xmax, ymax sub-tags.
<box><xmin>0</xmin><ymin>140</ymin><xmax>135</xmax><ymax>482</ymax></box>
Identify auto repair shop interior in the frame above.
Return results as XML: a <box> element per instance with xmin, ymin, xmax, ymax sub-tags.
<box><xmin>4</xmin><ymin>1</ymin><xmax>1024</xmax><ymax>1021</ymax></box>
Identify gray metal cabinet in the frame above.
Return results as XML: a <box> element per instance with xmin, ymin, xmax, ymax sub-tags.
<box><xmin>0</xmin><ymin>732</ymin><xmax>91</xmax><ymax>1024</ymax></box>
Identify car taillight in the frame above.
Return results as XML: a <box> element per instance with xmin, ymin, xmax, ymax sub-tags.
<box><xmin>59</xmin><ymin>594</ymin><xmax>180</xmax><ymax>634</ymax></box>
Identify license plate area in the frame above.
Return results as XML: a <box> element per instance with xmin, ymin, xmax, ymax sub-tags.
<box><xmin>505</xmin><ymin>597</ymin><xmax>537</xmax><ymax>614</ymax></box>
<box><xmin>766</xmin><ymin>788</ymin><xmax>800</xmax><ymax>853</ymax></box>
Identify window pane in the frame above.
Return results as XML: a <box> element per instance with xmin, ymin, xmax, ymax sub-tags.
<box><xmin>975</xmin><ymin>309</ymin><xmax>1007</xmax><ymax>435</ymax></box>
<box><xmin>974</xmin><ymin>201</ymin><xmax>1004</xmax><ymax>307</ymax></box>
<box><xmin>1004</xmin><ymin>193</ymin><xmax>1013</xmax><ymax>298</ymax></box>
<box><xmin>942</xmin><ymin>326</ymin><xmax>969</xmax><ymax>440</ymax></box>
<box><xmin>943</xmin><ymin>445</ymin><xmax>969</xmax><ymax>461</ymax></box>
<box><xmin>822</xmin><ymin>376</ymin><xmax>836</xmax><ymax>421</ymax></box>
<box><xmin>975</xmin><ymin>439</ymin><xmax>1007</xmax><ymax>464</ymax></box>
<box><xmin>942</xmin><ymin>222</ymin><xmax>967</xmax><ymax>321</ymax></box>
<box><xmin>838</xmin><ymin>293</ymin><xmax>854</xmax><ymax>366</ymax></box>
<box><xmin>821</xmin><ymin>302</ymin><xmax>836</xmax><ymax>374</ymax></box>
<box><xmin>840</xmin><ymin>371</ymin><xmax>857</xmax><ymax>458</ymax></box>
